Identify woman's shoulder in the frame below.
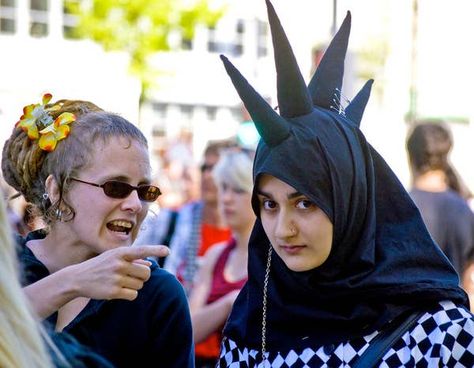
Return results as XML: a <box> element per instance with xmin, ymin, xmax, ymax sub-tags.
<box><xmin>217</xmin><ymin>301</ymin><xmax>474</xmax><ymax>367</ymax></box>
<box><xmin>416</xmin><ymin>300</ymin><xmax>473</xmax><ymax>331</ymax></box>
<box><xmin>144</xmin><ymin>263</ymin><xmax>187</xmax><ymax>300</ymax></box>
<box><xmin>379</xmin><ymin>300</ymin><xmax>474</xmax><ymax>367</ymax></box>
<box><xmin>201</xmin><ymin>241</ymin><xmax>228</xmax><ymax>265</ymax></box>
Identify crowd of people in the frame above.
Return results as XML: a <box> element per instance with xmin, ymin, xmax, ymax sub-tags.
<box><xmin>2</xmin><ymin>1</ymin><xmax>474</xmax><ymax>367</ymax></box>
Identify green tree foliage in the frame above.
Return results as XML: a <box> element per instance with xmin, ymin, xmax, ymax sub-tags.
<box><xmin>65</xmin><ymin>0</ymin><xmax>224</xmax><ymax>101</ymax></box>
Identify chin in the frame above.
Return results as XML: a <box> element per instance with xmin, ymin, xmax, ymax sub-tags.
<box><xmin>286</xmin><ymin>264</ymin><xmax>312</xmax><ymax>272</ymax></box>
<box><xmin>284</xmin><ymin>259</ymin><xmax>326</xmax><ymax>273</ymax></box>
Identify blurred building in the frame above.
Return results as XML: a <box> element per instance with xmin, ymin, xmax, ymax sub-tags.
<box><xmin>0</xmin><ymin>0</ymin><xmax>275</xmax><ymax>164</ymax></box>
<box><xmin>139</xmin><ymin>1</ymin><xmax>275</xmax><ymax>161</ymax></box>
<box><xmin>1</xmin><ymin>0</ymin><xmax>472</xmax><ymax>191</ymax></box>
<box><xmin>0</xmin><ymin>0</ymin><xmax>141</xmax><ymax>147</ymax></box>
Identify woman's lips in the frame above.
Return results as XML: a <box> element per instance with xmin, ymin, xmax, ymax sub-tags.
<box><xmin>280</xmin><ymin>245</ymin><xmax>306</xmax><ymax>254</ymax></box>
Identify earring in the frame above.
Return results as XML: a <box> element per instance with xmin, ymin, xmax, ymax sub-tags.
<box><xmin>42</xmin><ymin>193</ymin><xmax>49</xmax><ymax>200</ymax></box>
<box><xmin>55</xmin><ymin>208</ymin><xmax>63</xmax><ymax>221</ymax></box>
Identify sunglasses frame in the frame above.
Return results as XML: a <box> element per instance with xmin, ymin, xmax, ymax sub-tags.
<box><xmin>69</xmin><ymin>177</ymin><xmax>161</xmax><ymax>202</ymax></box>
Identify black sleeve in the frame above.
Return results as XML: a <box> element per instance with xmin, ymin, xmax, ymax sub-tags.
<box><xmin>149</xmin><ymin>269</ymin><xmax>195</xmax><ymax>368</ymax></box>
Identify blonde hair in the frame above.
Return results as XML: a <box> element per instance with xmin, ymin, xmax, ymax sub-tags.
<box><xmin>0</xmin><ymin>196</ymin><xmax>54</xmax><ymax>367</ymax></box>
<box><xmin>213</xmin><ymin>150</ymin><xmax>254</xmax><ymax>193</ymax></box>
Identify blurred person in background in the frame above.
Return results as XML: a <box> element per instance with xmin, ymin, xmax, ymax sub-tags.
<box><xmin>134</xmin><ymin>161</ymin><xmax>199</xmax><ymax>267</ymax></box>
<box><xmin>164</xmin><ymin>139</ymin><xmax>236</xmax><ymax>294</ymax></box>
<box><xmin>2</xmin><ymin>94</ymin><xmax>194</xmax><ymax>367</ymax></box>
<box><xmin>406</xmin><ymin>121</ymin><xmax>474</xmax><ymax>277</ymax></box>
<box><xmin>189</xmin><ymin>149</ymin><xmax>255</xmax><ymax>368</ymax></box>
<box><xmin>1</xmin><ymin>178</ymin><xmax>30</xmax><ymax>235</ymax></box>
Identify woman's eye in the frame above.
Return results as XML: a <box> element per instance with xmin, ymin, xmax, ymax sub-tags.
<box><xmin>296</xmin><ymin>199</ymin><xmax>314</xmax><ymax>209</ymax></box>
<box><xmin>261</xmin><ymin>199</ymin><xmax>277</xmax><ymax>210</ymax></box>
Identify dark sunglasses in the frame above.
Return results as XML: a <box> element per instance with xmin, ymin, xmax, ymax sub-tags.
<box><xmin>70</xmin><ymin>178</ymin><xmax>161</xmax><ymax>202</ymax></box>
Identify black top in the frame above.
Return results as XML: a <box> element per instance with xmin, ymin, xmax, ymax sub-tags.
<box><xmin>48</xmin><ymin>329</ymin><xmax>115</xmax><ymax>368</ymax></box>
<box><xmin>410</xmin><ymin>188</ymin><xmax>474</xmax><ymax>274</ymax></box>
<box><xmin>18</xmin><ymin>230</ymin><xmax>195</xmax><ymax>368</ymax></box>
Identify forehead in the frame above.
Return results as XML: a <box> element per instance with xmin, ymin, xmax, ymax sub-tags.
<box><xmin>258</xmin><ymin>174</ymin><xmax>296</xmax><ymax>195</ymax></box>
<box><xmin>83</xmin><ymin>136</ymin><xmax>150</xmax><ymax>178</ymax></box>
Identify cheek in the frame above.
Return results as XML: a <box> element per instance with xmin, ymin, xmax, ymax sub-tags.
<box><xmin>260</xmin><ymin>215</ymin><xmax>274</xmax><ymax>238</ymax></box>
<box><xmin>311</xmin><ymin>218</ymin><xmax>333</xmax><ymax>251</ymax></box>
<box><xmin>137</xmin><ymin>205</ymin><xmax>150</xmax><ymax>226</ymax></box>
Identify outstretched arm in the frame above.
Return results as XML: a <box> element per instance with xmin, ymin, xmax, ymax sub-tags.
<box><xmin>24</xmin><ymin>245</ymin><xmax>169</xmax><ymax>319</ymax></box>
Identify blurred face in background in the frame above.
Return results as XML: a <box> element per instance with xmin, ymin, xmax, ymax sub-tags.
<box><xmin>200</xmin><ymin>152</ymin><xmax>220</xmax><ymax>205</ymax></box>
<box><xmin>218</xmin><ymin>180</ymin><xmax>255</xmax><ymax>233</ymax></box>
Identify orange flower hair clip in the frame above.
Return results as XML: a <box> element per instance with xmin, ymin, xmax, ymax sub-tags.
<box><xmin>16</xmin><ymin>93</ymin><xmax>76</xmax><ymax>152</ymax></box>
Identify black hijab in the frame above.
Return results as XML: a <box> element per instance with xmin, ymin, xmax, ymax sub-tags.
<box><xmin>219</xmin><ymin>0</ymin><xmax>468</xmax><ymax>352</ymax></box>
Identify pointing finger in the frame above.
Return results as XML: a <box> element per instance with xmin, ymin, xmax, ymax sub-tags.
<box><xmin>122</xmin><ymin>245</ymin><xmax>170</xmax><ymax>261</ymax></box>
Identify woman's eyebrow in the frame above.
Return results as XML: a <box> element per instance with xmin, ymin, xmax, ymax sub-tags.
<box><xmin>104</xmin><ymin>175</ymin><xmax>151</xmax><ymax>185</ymax></box>
<box><xmin>256</xmin><ymin>189</ymin><xmax>272</xmax><ymax>198</ymax></box>
<box><xmin>256</xmin><ymin>189</ymin><xmax>303</xmax><ymax>200</ymax></box>
<box><xmin>287</xmin><ymin>191</ymin><xmax>304</xmax><ymax>200</ymax></box>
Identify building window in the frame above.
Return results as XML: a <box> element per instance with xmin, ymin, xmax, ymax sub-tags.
<box><xmin>236</xmin><ymin>20</ymin><xmax>244</xmax><ymax>34</ymax></box>
<box><xmin>206</xmin><ymin>106</ymin><xmax>217</xmax><ymax>121</ymax></box>
<box><xmin>30</xmin><ymin>0</ymin><xmax>48</xmax><ymax>37</ymax></box>
<box><xmin>181</xmin><ymin>37</ymin><xmax>193</xmax><ymax>50</ymax></box>
<box><xmin>153</xmin><ymin>102</ymin><xmax>168</xmax><ymax>119</ymax></box>
<box><xmin>0</xmin><ymin>0</ymin><xmax>15</xmax><ymax>34</ymax></box>
<box><xmin>257</xmin><ymin>20</ymin><xmax>268</xmax><ymax>57</ymax></box>
<box><xmin>0</xmin><ymin>17</ymin><xmax>14</xmax><ymax>32</ymax></box>
<box><xmin>207</xmin><ymin>26</ymin><xmax>217</xmax><ymax>52</ymax></box>
<box><xmin>207</xmin><ymin>20</ymin><xmax>244</xmax><ymax>57</ymax></box>
<box><xmin>30</xmin><ymin>0</ymin><xmax>48</xmax><ymax>11</ymax></box>
<box><xmin>63</xmin><ymin>1</ymin><xmax>79</xmax><ymax>39</ymax></box>
<box><xmin>180</xmin><ymin>104</ymin><xmax>193</xmax><ymax>121</ymax></box>
<box><xmin>30</xmin><ymin>19</ymin><xmax>47</xmax><ymax>36</ymax></box>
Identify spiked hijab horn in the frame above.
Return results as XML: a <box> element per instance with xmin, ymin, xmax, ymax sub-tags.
<box><xmin>266</xmin><ymin>0</ymin><xmax>313</xmax><ymax>117</ymax></box>
<box><xmin>309</xmin><ymin>11</ymin><xmax>351</xmax><ymax>109</ymax></box>
<box><xmin>345</xmin><ymin>79</ymin><xmax>373</xmax><ymax>127</ymax></box>
<box><xmin>220</xmin><ymin>55</ymin><xmax>290</xmax><ymax>147</ymax></box>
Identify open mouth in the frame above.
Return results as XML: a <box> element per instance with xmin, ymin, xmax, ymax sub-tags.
<box><xmin>106</xmin><ymin>220</ymin><xmax>133</xmax><ymax>235</ymax></box>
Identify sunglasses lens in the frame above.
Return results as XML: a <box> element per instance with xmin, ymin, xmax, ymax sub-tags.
<box><xmin>102</xmin><ymin>181</ymin><xmax>132</xmax><ymax>199</ymax></box>
<box><xmin>137</xmin><ymin>185</ymin><xmax>161</xmax><ymax>202</ymax></box>
<box><xmin>101</xmin><ymin>181</ymin><xmax>161</xmax><ymax>202</ymax></box>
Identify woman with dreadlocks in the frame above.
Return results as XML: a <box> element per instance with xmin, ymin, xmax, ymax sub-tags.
<box><xmin>2</xmin><ymin>96</ymin><xmax>194</xmax><ymax>367</ymax></box>
<box><xmin>217</xmin><ymin>1</ymin><xmax>474</xmax><ymax>367</ymax></box>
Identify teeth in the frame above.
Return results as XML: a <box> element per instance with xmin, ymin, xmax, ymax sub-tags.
<box><xmin>109</xmin><ymin>220</ymin><xmax>132</xmax><ymax>229</ymax></box>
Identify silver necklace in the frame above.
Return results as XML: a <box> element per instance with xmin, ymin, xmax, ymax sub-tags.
<box><xmin>261</xmin><ymin>246</ymin><xmax>273</xmax><ymax>365</ymax></box>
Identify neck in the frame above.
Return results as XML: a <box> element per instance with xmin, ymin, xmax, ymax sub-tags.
<box><xmin>413</xmin><ymin>170</ymin><xmax>448</xmax><ymax>192</ymax></box>
<box><xmin>27</xmin><ymin>225</ymin><xmax>95</xmax><ymax>273</ymax></box>
<box><xmin>232</xmin><ymin>222</ymin><xmax>254</xmax><ymax>251</ymax></box>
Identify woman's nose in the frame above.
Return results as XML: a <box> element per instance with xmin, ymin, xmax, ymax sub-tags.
<box><xmin>275</xmin><ymin>213</ymin><xmax>297</xmax><ymax>239</ymax></box>
<box><xmin>121</xmin><ymin>189</ymin><xmax>143</xmax><ymax>213</ymax></box>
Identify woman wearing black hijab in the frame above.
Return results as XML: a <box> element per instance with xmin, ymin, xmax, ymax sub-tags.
<box><xmin>217</xmin><ymin>1</ymin><xmax>474</xmax><ymax>367</ymax></box>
